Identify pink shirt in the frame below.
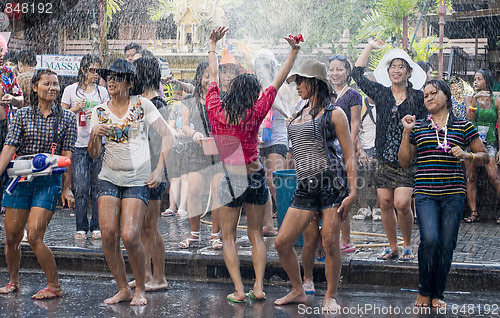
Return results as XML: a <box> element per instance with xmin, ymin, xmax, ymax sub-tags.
<box><xmin>206</xmin><ymin>82</ymin><xmax>277</xmax><ymax>165</ymax></box>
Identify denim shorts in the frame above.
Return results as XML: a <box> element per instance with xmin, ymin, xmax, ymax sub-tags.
<box><xmin>3</xmin><ymin>174</ymin><xmax>62</xmax><ymax>212</ymax></box>
<box><xmin>259</xmin><ymin>144</ymin><xmax>288</xmax><ymax>159</ymax></box>
<box><xmin>219</xmin><ymin>168</ymin><xmax>269</xmax><ymax>207</ymax></box>
<box><xmin>149</xmin><ymin>181</ymin><xmax>167</xmax><ymax>201</ymax></box>
<box><xmin>371</xmin><ymin>157</ymin><xmax>416</xmax><ymax>189</ymax></box>
<box><xmin>98</xmin><ymin>179</ymin><xmax>150</xmax><ymax>205</ymax></box>
<box><xmin>290</xmin><ymin>170</ymin><xmax>347</xmax><ymax>213</ymax></box>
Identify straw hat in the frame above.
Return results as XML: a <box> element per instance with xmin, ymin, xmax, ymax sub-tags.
<box><xmin>252</xmin><ymin>49</ymin><xmax>279</xmax><ymax>66</ymax></box>
<box><xmin>286</xmin><ymin>59</ymin><xmax>333</xmax><ymax>93</ymax></box>
<box><xmin>373</xmin><ymin>48</ymin><xmax>426</xmax><ymax>90</ymax></box>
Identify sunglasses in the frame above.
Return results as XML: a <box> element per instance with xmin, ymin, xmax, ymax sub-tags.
<box><xmin>87</xmin><ymin>68</ymin><xmax>98</xmax><ymax>74</ymax></box>
<box><xmin>329</xmin><ymin>55</ymin><xmax>348</xmax><ymax>62</ymax></box>
<box><xmin>106</xmin><ymin>73</ymin><xmax>128</xmax><ymax>82</ymax></box>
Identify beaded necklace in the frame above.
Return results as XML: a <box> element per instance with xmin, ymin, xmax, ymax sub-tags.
<box><xmin>427</xmin><ymin>113</ymin><xmax>450</xmax><ymax>152</ymax></box>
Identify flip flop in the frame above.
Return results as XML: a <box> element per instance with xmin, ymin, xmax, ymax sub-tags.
<box><xmin>377</xmin><ymin>247</ymin><xmax>398</xmax><ymax>260</ymax></box>
<box><xmin>398</xmin><ymin>247</ymin><xmax>415</xmax><ymax>261</ymax></box>
<box><xmin>31</xmin><ymin>287</ymin><xmax>62</xmax><ymax>300</ymax></box>
<box><xmin>227</xmin><ymin>293</ymin><xmax>245</xmax><ymax>303</ymax></box>
<box><xmin>303</xmin><ymin>281</ymin><xmax>315</xmax><ymax>295</ymax></box>
<box><xmin>161</xmin><ymin>209</ymin><xmax>176</xmax><ymax>217</ymax></box>
<box><xmin>0</xmin><ymin>282</ymin><xmax>19</xmax><ymax>294</ymax></box>
<box><xmin>245</xmin><ymin>290</ymin><xmax>266</xmax><ymax>301</ymax></box>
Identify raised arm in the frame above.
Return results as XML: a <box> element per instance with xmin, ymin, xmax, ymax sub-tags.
<box><xmin>355</xmin><ymin>38</ymin><xmax>385</xmax><ymax>67</ymax></box>
<box><xmin>208</xmin><ymin>26</ymin><xmax>230</xmax><ymax>85</ymax></box>
<box><xmin>270</xmin><ymin>36</ymin><xmax>300</xmax><ymax>91</ymax></box>
<box><xmin>398</xmin><ymin>115</ymin><xmax>417</xmax><ymax>168</ymax></box>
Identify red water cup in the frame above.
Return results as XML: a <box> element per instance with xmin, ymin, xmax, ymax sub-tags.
<box><xmin>78</xmin><ymin>111</ymin><xmax>86</xmax><ymax>126</ymax></box>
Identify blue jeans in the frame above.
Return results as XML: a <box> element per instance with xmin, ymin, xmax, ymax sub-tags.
<box><xmin>73</xmin><ymin>147</ymin><xmax>102</xmax><ymax>233</ymax></box>
<box><xmin>415</xmin><ymin>193</ymin><xmax>465</xmax><ymax>300</ymax></box>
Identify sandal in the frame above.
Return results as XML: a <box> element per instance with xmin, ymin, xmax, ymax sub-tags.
<box><xmin>315</xmin><ymin>247</ymin><xmax>326</xmax><ymax>262</ymax></box>
<box><xmin>210</xmin><ymin>232</ymin><xmax>223</xmax><ymax>250</ymax></box>
<box><xmin>303</xmin><ymin>281</ymin><xmax>315</xmax><ymax>295</ymax></box>
<box><xmin>399</xmin><ymin>247</ymin><xmax>415</xmax><ymax>261</ymax></box>
<box><xmin>496</xmin><ymin>217</ymin><xmax>500</xmax><ymax>225</ymax></box>
<box><xmin>340</xmin><ymin>242</ymin><xmax>356</xmax><ymax>253</ymax></box>
<box><xmin>377</xmin><ymin>247</ymin><xmax>398</xmax><ymax>260</ymax></box>
<box><xmin>73</xmin><ymin>231</ymin><xmax>86</xmax><ymax>240</ymax></box>
<box><xmin>179</xmin><ymin>231</ymin><xmax>200</xmax><ymax>248</ymax></box>
<box><xmin>177</xmin><ymin>209</ymin><xmax>188</xmax><ymax>217</ymax></box>
<box><xmin>0</xmin><ymin>282</ymin><xmax>19</xmax><ymax>294</ymax></box>
<box><xmin>161</xmin><ymin>209</ymin><xmax>176</xmax><ymax>217</ymax></box>
<box><xmin>463</xmin><ymin>211</ymin><xmax>479</xmax><ymax>223</ymax></box>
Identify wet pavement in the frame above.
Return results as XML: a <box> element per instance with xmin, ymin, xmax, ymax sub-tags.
<box><xmin>1</xmin><ymin>270</ymin><xmax>499</xmax><ymax>318</ymax></box>
<box><xmin>0</xmin><ymin>208</ymin><xmax>499</xmax><ymax>292</ymax></box>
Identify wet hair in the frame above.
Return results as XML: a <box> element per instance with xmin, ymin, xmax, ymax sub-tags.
<box><xmin>133</xmin><ymin>56</ymin><xmax>160</xmax><ymax>95</ymax></box>
<box><xmin>193</xmin><ymin>61</ymin><xmax>209</xmax><ymax>100</ymax></box>
<box><xmin>76</xmin><ymin>54</ymin><xmax>103</xmax><ymax>100</ymax></box>
<box><xmin>417</xmin><ymin>61</ymin><xmax>432</xmax><ymax>73</ymax></box>
<box><xmin>3</xmin><ymin>50</ymin><xmax>18</xmax><ymax>65</ymax></box>
<box><xmin>254</xmin><ymin>57</ymin><xmax>276</xmax><ymax>84</ymax></box>
<box><xmin>135</xmin><ymin>49</ymin><xmax>155</xmax><ymax>59</ymax></box>
<box><xmin>222</xmin><ymin>73</ymin><xmax>262</xmax><ymax>124</ymax></box>
<box><xmin>124</xmin><ymin>42</ymin><xmax>142</xmax><ymax>53</ymax></box>
<box><xmin>475</xmin><ymin>69</ymin><xmax>496</xmax><ymax>108</ymax></box>
<box><xmin>30</xmin><ymin>69</ymin><xmax>61</xmax><ymax>121</ymax></box>
<box><xmin>18</xmin><ymin>49</ymin><xmax>37</xmax><ymax>67</ymax></box>
<box><xmin>388</xmin><ymin>58</ymin><xmax>416</xmax><ymax>111</ymax></box>
<box><xmin>328</xmin><ymin>55</ymin><xmax>352</xmax><ymax>84</ymax></box>
<box><xmin>424</xmin><ymin>79</ymin><xmax>452</xmax><ymax>110</ymax></box>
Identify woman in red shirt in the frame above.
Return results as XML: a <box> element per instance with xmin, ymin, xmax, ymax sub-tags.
<box><xmin>205</xmin><ymin>26</ymin><xmax>300</xmax><ymax>302</ymax></box>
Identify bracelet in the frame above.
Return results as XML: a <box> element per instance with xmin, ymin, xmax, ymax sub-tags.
<box><xmin>469</xmin><ymin>152</ymin><xmax>475</xmax><ymax>162</ymax></box>
<box><xmin>208</xmin><ymin>50</ymin><xmax>217</xmax><ymax>54</ymax></box>
<box><xmin>469</xmin><ymin>106</ymin><xmax>477</xmax><ymax>112</ymax></box>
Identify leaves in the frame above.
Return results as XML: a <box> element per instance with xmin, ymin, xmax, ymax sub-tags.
<box><xmin>148</xmin><ymin>0</ymin><xmax>178</xmax><ymax>22</ymax></box>
<box><xmin>105</xmin><ymin>0</ymin><xmax>124</xmax><ymax>21</ymax></box>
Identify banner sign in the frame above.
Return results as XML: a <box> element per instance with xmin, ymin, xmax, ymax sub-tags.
<box><xmin>39</xmin><ymin>54</ymin><xmax>83</xmax><ymax>77</ymax></box>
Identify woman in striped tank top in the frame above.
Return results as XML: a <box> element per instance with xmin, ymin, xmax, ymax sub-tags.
<box><xmin>274</xmin><ymin>59</ymin><xmax>357</xmax><ymax>312</ymax></box>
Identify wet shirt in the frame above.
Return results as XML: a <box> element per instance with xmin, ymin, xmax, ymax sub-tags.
<box><xmin>352</xmin><ymin>66</ymin><xmax>426</xmax><ymax>164</ymax></box>
<box><xmin>5</xmin><ymin>104</ymin><xmax>77</xmax><ymax>155</ymax></box>
<box><xmin>205</xmin><ymin>82</ymin><xmax>277</xmax><ymax>165</ymax></box>
<box><xmin>410</xmin><ymin>115</ymin><xmax>478</xmax><ymax>195</ymax></box>
<box><xmin>335</xmin><ymin>87</ymin><xmax>362</xmax><ymax>125</ymax></box>
<box><xmin>90</xmin><ymin>96</ymin><xmax>162</xmax><ymax>187</ymax></box>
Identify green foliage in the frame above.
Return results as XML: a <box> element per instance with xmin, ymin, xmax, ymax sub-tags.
<box><xmin>105</xmin><ymin>0</ymin><xmax>123</xmax><ymax>21</ymax></box>
<box><xmin>148</xmin><ymin>0</ymin><xmax>178</xmax><ymax>22</ymax></box>
<box><xmin>410</xmin><ymin>35</ymin><xmax>448</xmax><ymax>61</ymax></box>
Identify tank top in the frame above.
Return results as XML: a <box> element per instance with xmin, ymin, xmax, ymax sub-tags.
<box><xmin>474</xmin><ymin>95</ymin><xmax>497</xmax><ymax>143</ymax></box>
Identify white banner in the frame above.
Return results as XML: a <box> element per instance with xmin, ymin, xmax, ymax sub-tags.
<box><xmin>39</xmin><ymin>54</ymin><xmax>83</xmax><ymax>77</ymax></box>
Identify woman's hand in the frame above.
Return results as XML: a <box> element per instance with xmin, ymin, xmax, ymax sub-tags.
<box><xmin>449</xmin><ymin>146</ymin><xmax>466</xmax><ymax>160</ymax></box>
<box><xmin>209</xmin><ymin>26</ymin><xmax>229</xmax><ymax>44</ymax></box>
<box><xmin>92</xmin><ymin>124</ymin><xmax>111</xmax><ymax>137</ymax></box>
<box><xmin>358</xmin><ymin>148</ymin><xmax>369</xmax><ymax>166</ymax></box>
<box><xmin>192</xmin><ymin>131</ymin><xmax>204</xmax><ymax>146</ymax></box>
<box><xmin>284</xmin><ymin>35</ymin><xmax>301</xmax><ymax>51</ymax></box>
<box><xmin>368</xmin><ymin>38</ymin><xmax>385</xmax><ymax>50</ymax></box>
<box><xmin>145</xmin><ymin>167</ymin><xmax>164</xmax><ymax>188</ymax></box>
<box><xmin>61</xmin><ymin>188</ymin><xmax>75</xmax><ymax>209</ymax></box>
<box><xmin>338</xmin><ymin>193</ymin><xmax>356</xmax><ymax>221</ymax></box>
<box><xmin>401</xmin><ymin>114</ymin><xmax>416</xmax><ymax>132</ymax></box>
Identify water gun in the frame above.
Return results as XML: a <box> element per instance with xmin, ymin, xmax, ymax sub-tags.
<box><xmin>3</xmin><ymin>154</ymin><xmax>71</xmax><ymax>195</ymax></box>
<box><xmin>262</xmin><ymin>109</ymin><xmax>274</xmax><ymax>143</ymax></box>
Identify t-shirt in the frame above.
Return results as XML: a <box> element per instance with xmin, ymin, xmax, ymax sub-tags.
<box><xmin>90</xmin><ymin>96</ymin><xmax>162</xmax><ymax>187</ymax></box>
<box><xmin>352</xmin><ymin>66</ymin><xmax>426</xmax><ymax>164</ymax></box>
<box><xmin>61</xmin><ymin>83</ymin><xmax>109</xmax><ymax>147</ymax></box>
<box><xmin>205</xmin><ymin>82</ymin><xmax>277</xmax><ymax>165</ymax></box>
<box><xmin>410</xmin><ymin>115</ymin><xmax>478</xmax><ymax>195</ymax></box>
<box><xmin>335</xmin><ymin>87</ymin><xmax>362</xmax><ymax>124</ymax></box>
<box><xmin>359</xmin><ymin>97</ymin><xmax>377</xmax><ymax>149</ymax></box>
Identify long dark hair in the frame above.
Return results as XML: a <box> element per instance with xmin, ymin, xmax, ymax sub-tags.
<box><xmin>425</xmin><ymin>79</ymin><xmax>452</xmax><ymax>111</ymax></box>
<box><xmin>133</xmin><ymin>56</ymin><xmax>161</xmax><ymax>95</ymax></box>
<box><xmin>194</xmin><ymin>61</ymin><xmax>209</xmax><ymax>101</ymax></box>
<box><xmin>222</xmin><ymin>73</ymin><xmax>262</xmax><ymax>124</ymax></box>
<box><xmin>76</xmin><ymin>54</ymin><xmax>103</xmax><ymax>100</ymax></box>
<box><xmin>307</xmin><ymin>78</ymin><xmax>332</xmax><ymax>118</ymax></box>
<box><xmin>30</xmin><ymin>69</ymin><xmax>61</xmax><ymax>121</ymax></box>
<box><xmin>476</xmin><ymin>69</ymin><xmax>495</xmax><ymax>107</ymax></box>
<box><xmin>388</xmin><ymin>58</ymin><xmax>416</xmax><ymax>110</ymax></box>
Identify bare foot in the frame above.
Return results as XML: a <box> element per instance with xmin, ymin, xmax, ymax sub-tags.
<box><xmin>104</xmin><ymin>289</ymin><xmax>133</xmax><ymax>305</ymax></box>
<box><xmin>322</xmin><ymin>297</ymin><xmax>341</xmax><ymax>313</ymax></box>
<box><xmin>414</xmin><ymin>294</ymin><xmax>430</xmax><ymax>307</ymax></box>
<box><xmin>130</xmin><ymin>290</ymin><xmax>147</xmax><ymax>306</ymax></box>
<box><xmin>262</xmin><ymin>226</ymin><xmax>277</xmax><ymax>236</ymax></box>
<box><xmin>274</xmin><ymin>290</ymin><xmax>307</xmax><ymax>306</ymax></box>
<box><xmin>432</xmin><ymin>298</ymin><xmax>446</xmax><ymax>308</ymax></box>
<box><xmin>145</xmin><ymin>280</ymin><xmax>169</xmax><ymax>292</ymax></box>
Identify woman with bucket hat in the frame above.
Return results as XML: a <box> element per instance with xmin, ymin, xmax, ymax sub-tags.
<box><xmin>353</xmin><ymin>38</ymin><xmax>427</xmax><ymax>261</ymax></box>
<box><xmin>89</xmin><ymin>59</ymin><xmax>173</xmax><ymax>305</ymax></box>
<box><xmin>274</xmin><ymin>58</ymin><xmax>357</xmax><ymax>311</ymax></box>
<box><xmin>206</xmin><ymin>26</ymin><xmax>300</xmax><ymax>303</ymax></box>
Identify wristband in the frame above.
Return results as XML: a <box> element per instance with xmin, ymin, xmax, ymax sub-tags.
<box><xmin>469</xmin><ymin>106</ymin><xmax>477</xmax><ymax>112</ymax></box>
<box><xmin>469</xmin><ymin>152</ymin><xmax>475</xmax><ymax>162</ymax></box>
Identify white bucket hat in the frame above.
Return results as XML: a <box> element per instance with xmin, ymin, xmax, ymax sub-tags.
<box><xmin>373</xmin><ymin>48</ymin><xmax>426</xmax><ymax>90</ymax></box>
<box><xmin>286</xmin><ymin>59</ymin><xmax>333</xmax><ymax>93</ymax></box>
<box><xmin>252</xmin><ymin>48</ymin><xmax>279</xmax><ymax>66</ymax></box>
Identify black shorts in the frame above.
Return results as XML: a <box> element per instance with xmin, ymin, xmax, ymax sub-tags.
<box><xmin>371</xmin><ymin>157</ymin><xmax>416</xmax><ymax>189</ymax></box>
<box><xmin>290</xmin><ymin>170</ymin><xmax>348</xmax><ymax>213</ymax></box>
<box><xmin>219</xmin><ymin>168</ymin><xmax>269</xmax><ymax>208</ymax></box>
<box><xmin>259</xmin><ymin>144</ymin><xmax>288</xmax><ymax>158</ymax></box>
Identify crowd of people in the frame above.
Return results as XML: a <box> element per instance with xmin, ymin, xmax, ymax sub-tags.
<box><xmin>0</xmin><ymin>27</ymin><xmax>498</xmax><ymax>310</ymax></box>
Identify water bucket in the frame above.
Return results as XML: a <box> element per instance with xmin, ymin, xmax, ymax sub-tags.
<box><xmin>273</xmin><ymin>169</ymin><xmax>302</xmax><ymax>246</ymax></box>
